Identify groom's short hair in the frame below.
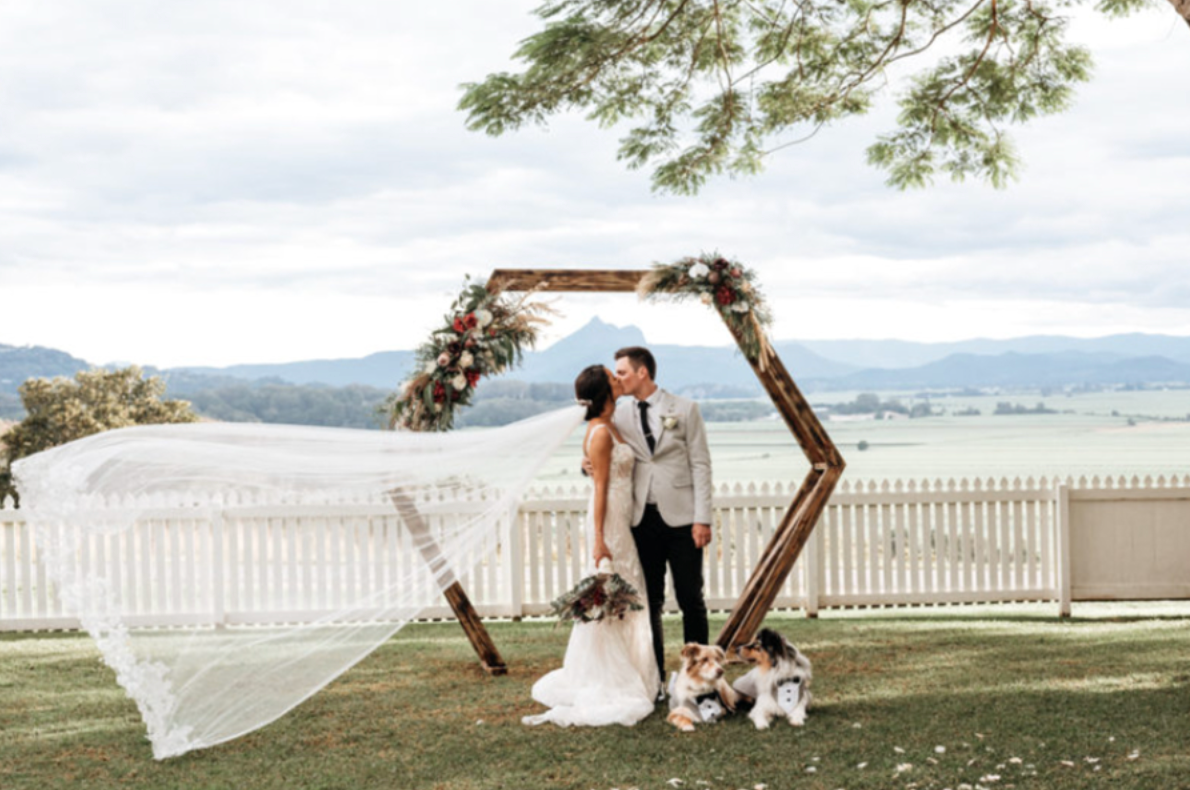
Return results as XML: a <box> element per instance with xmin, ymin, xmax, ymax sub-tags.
<box><xmin>615</xmin><ymin>346</ymin><xmax>656</xmax><ymax>381</ymax></box>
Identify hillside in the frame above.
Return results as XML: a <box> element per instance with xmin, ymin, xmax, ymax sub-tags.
<box><xmin>3</xmin><ymin>328</ymin><xmax>1190</xmax><ymax>427</ymax></box>
<box><xmin>0</xmin><ymin>344</ymin><xmax>93</xmax><ymax>394</ymax></box>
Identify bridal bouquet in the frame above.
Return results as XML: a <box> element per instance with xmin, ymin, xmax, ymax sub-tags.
<box><xmin>549</xmin><ymin>560</ymin><xmax>644</xmax><ymax>625</ymax></box>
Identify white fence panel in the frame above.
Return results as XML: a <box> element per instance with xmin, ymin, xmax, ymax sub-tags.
<box><xmin>4</xmin><ymin>474</ymin><xmax>1190</xmax><ymax>630</ymax></box>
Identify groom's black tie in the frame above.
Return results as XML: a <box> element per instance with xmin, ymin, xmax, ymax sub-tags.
<box><xmin>638</xmin><ymin>401</ymin><xmax>656</xmax><ymax>454</ymax></box>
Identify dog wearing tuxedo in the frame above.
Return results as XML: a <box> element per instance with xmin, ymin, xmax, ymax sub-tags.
<box><xmin>733</xmin><ymin>628</ymin><xmax>813</xmax><ymax>729</ymax></box>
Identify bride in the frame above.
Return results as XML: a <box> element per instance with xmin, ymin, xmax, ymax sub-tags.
<box><xmin>522</xmin><ymin>365</ymin><xmax>661</xmax><ymax>727</ymax></box>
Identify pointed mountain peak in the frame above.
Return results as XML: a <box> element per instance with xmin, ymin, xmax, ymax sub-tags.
<box><xmin>558</xmin><ymin>318</ymin><xmax>647</xmax><ymax>348</ymax></box>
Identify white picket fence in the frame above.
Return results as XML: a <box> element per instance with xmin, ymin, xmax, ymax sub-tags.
<box><xmin>2</xmin><ymin>474</ymin><xmax>1188</xmax><ymax>630</ymax></box>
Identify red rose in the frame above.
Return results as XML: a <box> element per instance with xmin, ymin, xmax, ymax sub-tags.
<box><xmin>465</xmin><ymin>369</ymin><xmax>481</xmax><ymax>387</ymax></box>
<box><xmin>464</xmin><ymin>312</ymin><xmax>478</xmax><ymax>330</ymax></box>
<box><xmin>713</xmin><ymin>258</ymin><xmax>729</xmax><ymax>271</ymax></box>
<box><xmin>452</xmin><ymin>317</ymin><xmax>466</xmax><ymax>333</ymax></box>
<box><xmin>432</xmin><ymin>381</ymin><xmax>447</xmax><ymax>403</ymax></box>
<box><xmin>716</xmin><ymin>285</ymin><xmax>736</xmax><ymax>306</ymax></box>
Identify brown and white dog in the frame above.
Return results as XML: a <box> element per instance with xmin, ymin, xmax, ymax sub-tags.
<box><xmin>733</xmin><ymin>629</ymin><xmax>812</xmax><ymax>730</ymax></box>
<box><xmin>666</xmin><ymin>644</ymin><xmax>740</xmax><ymax>732</ymax></box>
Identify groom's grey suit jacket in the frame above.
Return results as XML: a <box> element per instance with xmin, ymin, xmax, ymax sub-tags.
<box><xmin>614</xmin><ymin>390</ymin><xmax>713</xmax><ymax>528</ymax></box>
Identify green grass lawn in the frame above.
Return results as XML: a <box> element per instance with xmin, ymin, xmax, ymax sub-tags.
<box><xmin>3</xmin><ymin>604</ymin><xmax>1189</xmax><ymax>790</ymax></box>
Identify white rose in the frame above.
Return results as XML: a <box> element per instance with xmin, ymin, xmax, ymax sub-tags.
<box><xmin>475</xmin><ymin>308</ymin><xmax>493</xmax><ymax>328</ymax></box>
<box><xmin>700</xmin><ymin>292</ymin><xmax>713</xmax><ymax>305</ymax></box>
<box><xmin>688</xmin><ymin>262</ymin><xmax>710</xmax><ymax>279</ymax></box>
<box><xmin>452</xmin><ymin>374</ymin><xmax>468</xmax><ymax>390</ymax></box>
<box><xmin>731</xmin><ymin>301</ymin><xmax>750</xmax><ymax>313</ymax></box>
<box><xmin>460</xmin><ymin>351</ymin><xmax>474</xmax><ymax>368</ymax></box>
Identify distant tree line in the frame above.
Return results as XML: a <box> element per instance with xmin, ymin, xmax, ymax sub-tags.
<box><xmin>186</xmin><ymin>384</ymin><xmax>393</xmax><ymax>428</ymax></box>
<box><xmin>824</xmin><ymin>393</ymin><xmax>934</xmax><ymax>419</ymax></box>
<box><xmin>994</xmin><ymin>402</ymin><xmax>1058</xmax><ymax>415</ymax></box>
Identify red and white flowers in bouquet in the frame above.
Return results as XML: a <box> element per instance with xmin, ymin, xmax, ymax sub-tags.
<box><xmin>548</xmin><ymin>559</ymin><xmax>645</xmax><ymax>625</ymax></box>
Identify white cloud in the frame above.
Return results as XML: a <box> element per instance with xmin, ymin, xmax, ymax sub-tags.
<box><xmin>1</xmin><ymin>1</ymin><xmax>1189</xmax><ymax>366</ymax></box>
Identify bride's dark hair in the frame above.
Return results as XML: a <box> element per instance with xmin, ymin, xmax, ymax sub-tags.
<box><xmin>574</xmin><ymin>364</ymin><xmax>614</xmax><ymax>421</ymax></box>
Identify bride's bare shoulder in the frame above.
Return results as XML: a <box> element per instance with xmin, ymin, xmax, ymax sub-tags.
<box><xmin>583</xmin><ymin>421</ymin><xmax>614</xmax><ymax>453</ymax></box>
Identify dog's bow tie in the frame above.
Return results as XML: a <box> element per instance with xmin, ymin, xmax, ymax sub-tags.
<box><xmin>694</xmin><ymin>692</ymin><xmax>726</xmax><ymax>723</ymax></box>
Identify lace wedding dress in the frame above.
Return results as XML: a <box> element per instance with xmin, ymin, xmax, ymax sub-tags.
<box><xmin>523</xmin><ymin>425</ymin><xmax>661</xmax><ymax>727</ymax></box>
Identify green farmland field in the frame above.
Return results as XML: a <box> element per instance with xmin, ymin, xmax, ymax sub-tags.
<box><xmin>531</xmin><ymin>389</ymin><xmax>1190</xmax><ymax>489</ymax></box>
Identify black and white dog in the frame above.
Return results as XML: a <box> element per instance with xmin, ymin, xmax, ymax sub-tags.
<box><xmin>732</xmin><ymin>629</ymin><xmax>812</xmax><ymax>730</ymax></box>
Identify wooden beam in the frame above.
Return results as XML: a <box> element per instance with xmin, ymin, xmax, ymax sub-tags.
<box><xmin>487</xmin><ymin>269</ymin><xmax>645</xmax><ymax>293</ymax></box>
<box><xmin>712</xmin><ymin>309</ymin><xmax>845</xmax><ymax>648</ymax></box>
<box><xmin>389</xmin><ymin>490</ymin><xmax>507</xmax><ymax>675</ymax></box>
<box><xmin>716</xmin><ymin>467</ymin><xmax>844</xmax><ymax>649</ymax></box>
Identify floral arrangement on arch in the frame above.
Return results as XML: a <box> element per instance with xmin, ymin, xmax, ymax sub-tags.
<box><xmin>385</xmin><ymin>278</ymin><xmax>554</xmax><ymax>432</ymax></box>
<box><xmin>637</xmin><ymin>254</ymin><xmax>773</xmax><ymax>362</ymax></box>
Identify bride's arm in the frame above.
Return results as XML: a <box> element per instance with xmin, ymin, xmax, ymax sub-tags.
<box><xmin>587</xmin><ymin>428</ymin><xmax>614</xmax><ymax>566</ymax></box>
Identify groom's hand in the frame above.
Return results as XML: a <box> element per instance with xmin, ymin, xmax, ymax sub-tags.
<box><xmin>692</xmin><ymin>523</ymin><xmax>712</xmax><ymax>549</ymax></box>
<box><xmin>580</xmin><ymin>456</ymin><xmax>594</xmax><ymax>477</ymax></box>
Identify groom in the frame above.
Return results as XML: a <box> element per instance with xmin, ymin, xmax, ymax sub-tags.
<box><xmin>612</xmin><ymin>346</ymin><xmax>713</xmax><ymax>684</ymax></box>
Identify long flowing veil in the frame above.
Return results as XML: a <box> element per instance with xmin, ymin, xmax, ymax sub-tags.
<box><xmin>12</xmin><ymin>406</ymin><xmax>585</xmax><ymax>759</ymax></box>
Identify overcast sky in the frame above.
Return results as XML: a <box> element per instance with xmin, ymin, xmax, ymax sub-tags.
<box><xmin>2</xmin><ymin>1</ymin><xmax>1188</xmax><ymax>368</ymax></box>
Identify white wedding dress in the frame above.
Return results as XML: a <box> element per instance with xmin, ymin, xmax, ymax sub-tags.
<box><xmin>523</xmin><ymin>425</ymin><xmax>661</xmax><ymax>727</ymax></box>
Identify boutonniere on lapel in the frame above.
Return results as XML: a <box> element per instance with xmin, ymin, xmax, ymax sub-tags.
<box><xmin>661</xmin><ymin>414</ymin><xmax>679</xmax><ymax>431</ymax></box>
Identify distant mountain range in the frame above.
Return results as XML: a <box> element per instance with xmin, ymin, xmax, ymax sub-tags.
<box><xmin>799</xmin><ymin>334</ymin><xmax>1190</xmax><ymax>369</ymax></box>
<box><xmin>5</xmin><ymin>324</ymin><xmax>1190</xmax><ymax>413</ymax></box>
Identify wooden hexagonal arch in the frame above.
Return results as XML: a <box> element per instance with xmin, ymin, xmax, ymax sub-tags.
<box><xmin>487</xmin><ymin>268</ymin><xmax>847</xmax><ymax>651</ymax></box>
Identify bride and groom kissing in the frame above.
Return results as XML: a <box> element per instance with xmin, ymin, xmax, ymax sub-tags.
<box><xmin>523</xmin><ymin>345</ymin><xmax>713</xmax><ymax>728</ymax></box>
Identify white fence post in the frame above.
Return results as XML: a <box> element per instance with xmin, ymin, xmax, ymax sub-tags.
<box><xmin>211</xmin><ymin>509</ymin><xmax>226</xmax><ymax>628</ymax></box>
<box><xmin>805</xmin><ymin>516</ymin><xmax>823</xmax><ymax>618</ymax></box>
<box><xmin>506</xmin><ymin>503</ymin><xmax>525</xmax><ymax>619</ymax></box>
<box><xmin>1057</xmin><ymin>483</ymin><xmax>1072</xmax><ymax>618</ymax></box>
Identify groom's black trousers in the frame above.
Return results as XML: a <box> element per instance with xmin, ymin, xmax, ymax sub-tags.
<box><xmin>632</xmin><ymin>503</ymin><xmax>709</xmax><ymax>677</ymax></box>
